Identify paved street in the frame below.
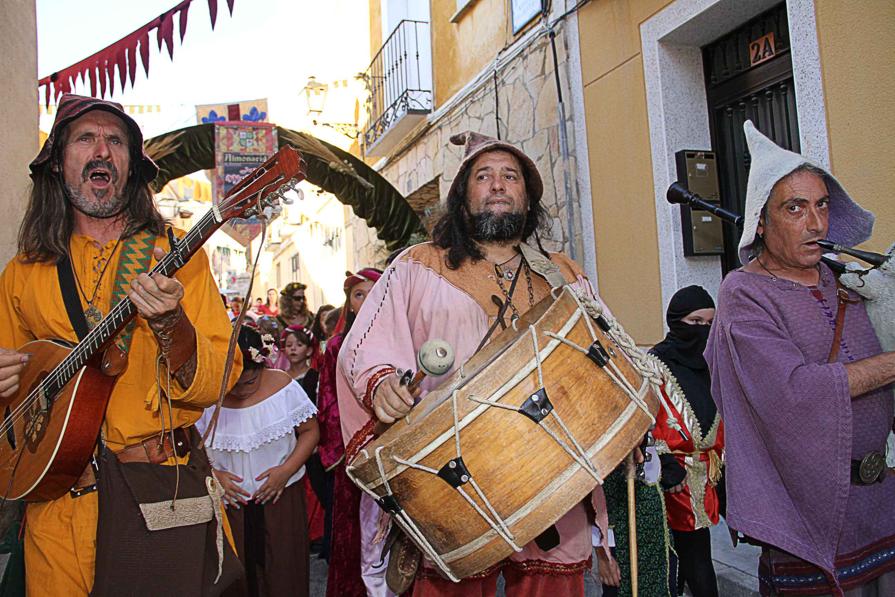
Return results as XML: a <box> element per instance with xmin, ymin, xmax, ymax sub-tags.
<box><xmin>306</xmin><ymin>519</ymin><xmax>762</xmax><ymax>597</ymax></box>
<box><xmin>0</xmin><ymin>517</ymin><xmax>759</xmax><ymax>596</ymax></box>
<box><xmin>2</xmin><ymin>519</ymin><xmax>760</xmax><ymax>596</ymax></box>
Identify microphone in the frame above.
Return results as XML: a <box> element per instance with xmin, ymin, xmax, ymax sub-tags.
<box><xmin>666</xmin><ymin>182</ymin><xmax>743</xmax><ymax>228</ymax></box>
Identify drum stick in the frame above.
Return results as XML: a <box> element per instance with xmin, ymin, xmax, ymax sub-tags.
<box><xmin>401</xmin><ymin>369</ymin><xmax>427</xmax><ymax>393</ymax></box>
<box><xmin>627</xmin><ymin>452</ymin><xmax>639</xmax><ymax>597</ymax></box>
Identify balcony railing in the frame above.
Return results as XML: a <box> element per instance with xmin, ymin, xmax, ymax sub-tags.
<box><xmin>362</xmin><ymin>20</ymin><xmax>432</xmax><ymax>156</ymax></box>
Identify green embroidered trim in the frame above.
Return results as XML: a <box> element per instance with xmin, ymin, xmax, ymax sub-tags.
<box><xmin>109</xmin><ymin>230</ymin><xmax>156</xmax><ymax>354</ymax></box>
<box><xmin>604</xmin><ymin>468</ymin><xmax>672</xmax><ymax>597</ymax></box>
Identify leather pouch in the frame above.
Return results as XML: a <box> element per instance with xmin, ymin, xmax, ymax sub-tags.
<box><xmin>385</xmin><ymin>527</ymin><xmax>421</xmax><ymax>595</ymax></box>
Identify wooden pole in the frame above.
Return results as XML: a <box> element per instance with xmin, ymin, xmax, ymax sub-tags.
<box><xmin>627</xmin><ymin>452</ymin><xmax>638</xmax><ymax>597</ymax></box>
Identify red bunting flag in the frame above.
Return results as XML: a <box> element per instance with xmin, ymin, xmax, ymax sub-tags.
<box><xmin>37</xmin><ymin>0</ymin><xmax>236</xmax><ymax>106</ymax></box>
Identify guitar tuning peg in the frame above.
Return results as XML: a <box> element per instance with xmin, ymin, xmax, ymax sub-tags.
<box><xmin>261</xmin><ymin>204</ymin><xmax>282</xmax><ymax>220</ymax></box>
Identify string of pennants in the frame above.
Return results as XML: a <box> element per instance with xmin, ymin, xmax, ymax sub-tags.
<box><xmin>37</xmin><ymin>0</ymin><xmax>235</xmax><ymax>107</ymax></box>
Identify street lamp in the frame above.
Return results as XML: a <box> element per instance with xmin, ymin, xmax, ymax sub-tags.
<box><xmin>303</xmin><ymin>76</ymin><xmax>328</xmax><ymax>117</ymax></box>
<box><xmin>301</xmin><ymin>75</ymin><xmax>360</xmax><ymax>139</ymax></box>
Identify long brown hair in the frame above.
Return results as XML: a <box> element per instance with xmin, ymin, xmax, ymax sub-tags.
<box><xmin>18</xmin><ymin>132</ymin><xmax>166</xmax><ymax>263</ymax></box>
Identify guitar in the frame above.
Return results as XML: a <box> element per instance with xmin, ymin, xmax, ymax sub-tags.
<box><xmin>0</xmin><ymin>145</ymin><xmax>306</xmax><ymax>501</ymax></box>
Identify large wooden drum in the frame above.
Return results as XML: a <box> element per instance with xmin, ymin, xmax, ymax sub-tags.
<box><xmin>346</xmin><ymin>286</ymin><xmax>661</xmax><ymax>581</ymax></box>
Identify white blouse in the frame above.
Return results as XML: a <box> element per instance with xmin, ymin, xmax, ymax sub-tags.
<box><xmin>196</xmin><ymin>378</ymin><xmax>317</xmax><ymax>496</ymax></box>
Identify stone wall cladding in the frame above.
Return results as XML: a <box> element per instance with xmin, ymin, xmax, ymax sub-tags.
<box><xmin>349</xmin><ymin>218</ymin><xmax>389</xmax><ymax>271</ymax></box>
<box><xmin>356</xmin><ymin>22</ymin><xmax>585</xmax><ymax>258</ymax></box>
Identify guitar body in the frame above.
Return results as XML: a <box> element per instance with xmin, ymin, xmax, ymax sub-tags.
<box><xmin>0</xmin><ymin>340</ymin><xmax>116</xmax><ymax>502</ymax></box>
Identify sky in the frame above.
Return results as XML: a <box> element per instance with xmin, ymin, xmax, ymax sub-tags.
<box><xmin>36</xmin><ymin>0</ymin><xmax>372</xmax><ymax>136</ymax></box>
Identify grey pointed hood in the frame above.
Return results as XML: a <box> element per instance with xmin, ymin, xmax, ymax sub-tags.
<box><xmin>739</xmin><ymin>120</ymin><xmax>874</xmax><ymax>265</ymax></box>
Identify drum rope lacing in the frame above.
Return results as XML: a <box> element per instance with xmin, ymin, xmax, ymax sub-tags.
<box><xmin>392</xmin><ymin>390</ymin><xmax>522</xmax><ymax>553</ymax></box>
<box><xmin>570</xmin><ymin>286</ymin><xmax>691</xmax><ymax>432</ymax></box>
<box><xmin>346</xmin><ymin>446</ymin><xmax>463</xmax><ymax>582</ymax></box>
<box><xmin>466</xmin><ymin>324</ymin><xmax>604</xmax><ymax>484</ymax></box>
<box><xmin>568</xmin><ymin>286</ymin><xmax>679</xmax><ymax>424</ymax></box>
<box><xmin>345</xmin><ymin>286</ymin><xmax>680</xmax><ymax>582</ymax></box>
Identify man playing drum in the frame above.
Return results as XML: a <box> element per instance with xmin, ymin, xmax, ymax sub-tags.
<box><xmin>335</xmin><ymin>132</ymin><xmax>609</xmax><ymax>596</ymax></box>
<box><xmin>705</xmin><ymin>122</ymin><xmax>895</xmax><ymax>595</ymax></box>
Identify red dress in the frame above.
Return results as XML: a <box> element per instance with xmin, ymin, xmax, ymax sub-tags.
<box><xmin>319</xmin><ymin>333</ymin><xmax>366</xmax><ymax>597</ymax></box>
<box><xmin>653</xmin><ymin>375</ymin><xmax>724</xmax><ymax>531</ymax></box>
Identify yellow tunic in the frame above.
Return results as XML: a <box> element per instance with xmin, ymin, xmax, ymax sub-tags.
<box><xmin>0</xmin><ymin>230</ymin><xmax>242</xmax><ymax>596</ymax></box>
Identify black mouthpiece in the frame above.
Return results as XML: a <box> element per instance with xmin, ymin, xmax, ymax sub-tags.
<box><xmin>666</xmin><ymin>182</ymin><xmax>692</xmax><ymax>205</ymax></box>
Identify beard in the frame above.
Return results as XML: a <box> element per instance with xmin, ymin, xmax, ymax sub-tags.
<box><xmin>65</xmin><ymin>159</ymin><xmax>128</xmax><ymax>218</ymax></box>
<box><xmin>469</xmin><ymin>211</ymin><xmax>526</xmax><ymax>242</ymax></box>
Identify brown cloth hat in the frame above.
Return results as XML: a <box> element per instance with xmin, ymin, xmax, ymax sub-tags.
<box><xmin>29</xmin><ymin>93</ymin><xmax>159</xmax><ymax>184</ymax></box>
<box><xmin>446</xmin><ymin>132</ymin><xmax>543</xmax><ymax>206</ymax></box>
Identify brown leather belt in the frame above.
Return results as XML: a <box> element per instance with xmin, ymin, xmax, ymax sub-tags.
<box><xmin>70</xmin><ymin>457</ymin><xmax>99</xmax><ymax>498</ymax></box>
<box><xmin>116</xmin><ymin>427</ymin><xmax>192</xmax><ymax>465</ymax></box>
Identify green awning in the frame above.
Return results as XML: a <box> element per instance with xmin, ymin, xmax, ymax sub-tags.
<box><xmin>143</xmin><ymin>123</ymin><xmax>426</xmax><ymax>250</ymax></box>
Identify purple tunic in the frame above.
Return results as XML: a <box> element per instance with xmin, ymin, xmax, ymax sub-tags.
<box><xmin>705</xmin><ymin>263</ymin><xmax>895</xmax><ymax>580</ymax></box>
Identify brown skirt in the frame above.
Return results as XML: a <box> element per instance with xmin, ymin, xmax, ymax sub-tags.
<box><xmin>225</xmin><ymin>479</ymin><xmax>309</xmax><ymax>597</ymax></box>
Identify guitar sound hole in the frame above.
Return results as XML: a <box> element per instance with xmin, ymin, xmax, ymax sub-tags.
<box><xmin>4</xmin><ymin>405</ymin><xmax>14</xmax><ymax>450</ymax></box>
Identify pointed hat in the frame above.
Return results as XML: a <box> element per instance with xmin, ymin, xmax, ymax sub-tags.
<box><xmin>739</xmin><ymin>120</ymin><xmax>874</xmax><ymax>265</ymax></box>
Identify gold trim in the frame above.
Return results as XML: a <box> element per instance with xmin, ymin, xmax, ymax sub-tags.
<box><xmin>652</xmin><ymin>360</ymin><xmax>721</xmax><ymax>529</ymax></box>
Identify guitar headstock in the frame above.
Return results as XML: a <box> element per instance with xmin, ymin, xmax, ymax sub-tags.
<box><xmin>217</xmin><ymin>146</ymin><xmax>307</xmax><ymax>222</ymax></box>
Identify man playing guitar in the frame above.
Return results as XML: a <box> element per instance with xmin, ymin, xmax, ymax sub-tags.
<box><xmin>0</xmin><ymin>94</ymin><xmax>242</xmax><ymax>595</ymax></box>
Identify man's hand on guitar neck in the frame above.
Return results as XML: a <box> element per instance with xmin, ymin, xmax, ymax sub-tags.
<box><xmin>0</xmin><ymin>348</ymin><xmax>29</xmax><ymax>399</ymax></box>
<box><xmin>129</xmin><ymin>247</ymin><xmax>185</xmax><ymax>323</ymax></box>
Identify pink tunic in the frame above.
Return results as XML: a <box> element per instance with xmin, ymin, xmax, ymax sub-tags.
<box><xmin>336</xmin><ymin>243</ymin><xmax>608</xmax><ymax>571</ymax></box>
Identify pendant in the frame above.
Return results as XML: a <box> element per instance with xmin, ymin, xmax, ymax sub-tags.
<box><xmin>84</xmin><ymin>304</ymin><xmax>103</xmax><ymax>330</ymax></box>
<box><xmin>504</xmin><ymin>270</ymin><xmax>515</xmax><ymax>281</ymax></box>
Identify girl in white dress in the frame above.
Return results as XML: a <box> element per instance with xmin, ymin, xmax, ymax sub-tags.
<box><xmin>197</xmin><ymin>325</ymin><xmax>319</xmax><ymax>597</ymax></box>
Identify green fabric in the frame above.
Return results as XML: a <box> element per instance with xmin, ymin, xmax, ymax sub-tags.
<box><xmin>109</xmin><ymin>230</ymin><xmax>155</xmax><ymax>353</ymax></box>
<box><xmin>603</xmin><ymin>467</ymin><xmax>672</xmax><ymax>597</ymax></box>
<box><xmin>144</xmin><ymin>124</ymin><xmax>426</xmax><ymax>250</ymax></box>
<box><xmin>0</xmin><ymin>501</ymin><xmax>25</xmax><ymax>597</ymax></box>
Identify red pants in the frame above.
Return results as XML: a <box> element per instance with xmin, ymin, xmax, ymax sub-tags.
<box><xmin>411</xmin><ymin>564</ymin><xmax>585</xmax><ymax>597</ymax></box>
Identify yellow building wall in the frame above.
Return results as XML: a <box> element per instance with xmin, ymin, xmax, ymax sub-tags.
<box><xmin>578</xmin><ymin>0</ymin><xmax>672</xmax><ymax>344</ymax></box>
<box><xmin>369</xmin><ymin>0</ymin><xmax>383</xmax><ymax>64</ymax></box>
<box><xmin>430</xmin><ymin>0</ymin><xmax>509</xmax><ymax>108</ymax></box>
<box><xmin>815</xmin><ymin>0</ymin><xmax>895</xmax><ymax>254</ymax></box>
<box><xmin>0</xmin><ymin>0</ymin><xmax>37</xmax><ymax>267</ymax></box>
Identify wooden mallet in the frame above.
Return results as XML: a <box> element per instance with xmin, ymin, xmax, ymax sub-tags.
<box><xmin>400</xmin><ymin>339</ymin><xmax>455</xmax><ymax>392</ymax></box>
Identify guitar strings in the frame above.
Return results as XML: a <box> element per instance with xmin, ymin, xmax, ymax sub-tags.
<box><xmin>0</xmin><ymin>212</ymin><xmax>215</xmax><ymax>435</ymax></box>
<box><xmin>0</xmin><ymin>221</ymin><xmax>207</xmax><ymax>436</ymax></box>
